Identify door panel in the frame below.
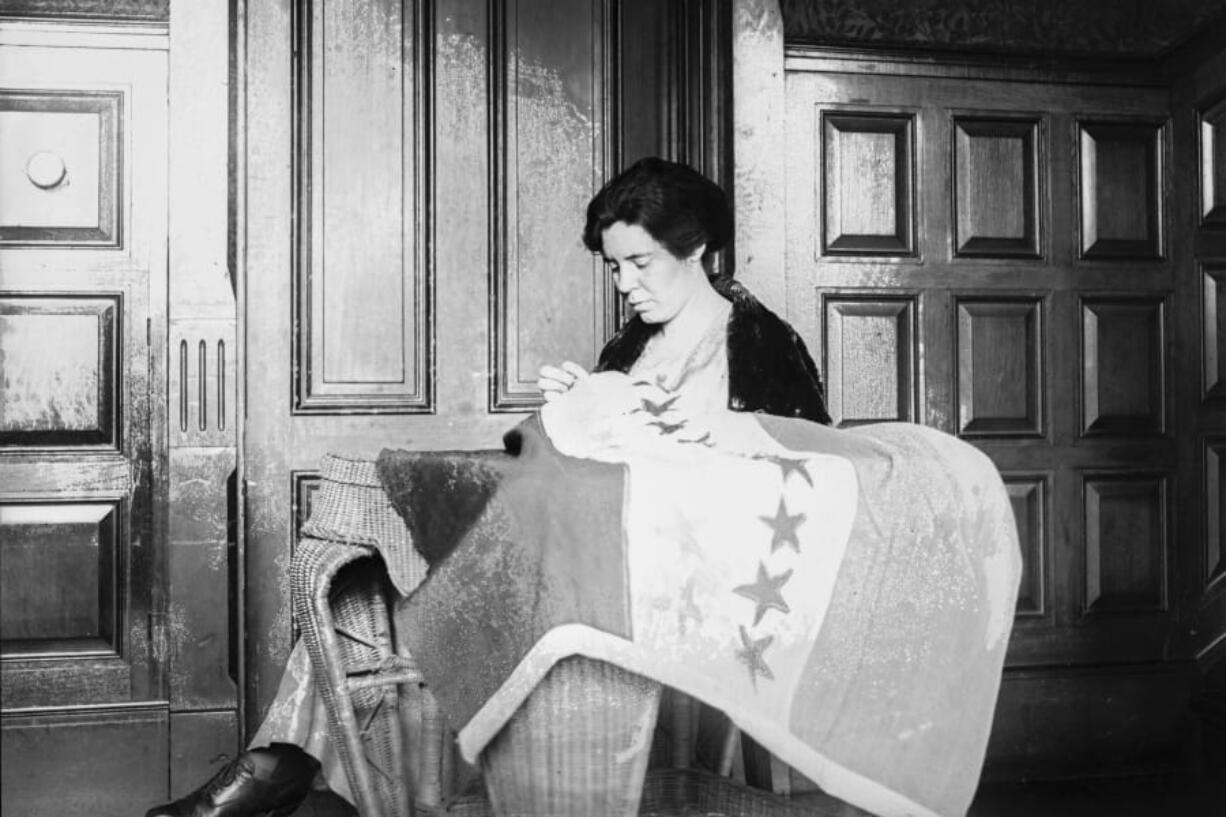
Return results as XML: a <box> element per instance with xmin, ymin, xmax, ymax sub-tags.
<box><xmin>0</xmin><ymin>25</ymin><xmax>170</xmax><ymax>812</ymax></box>
<box><xmin>785</xmin><ymin>59</ymin><xmax>1196</xmax><ymax>774</ymax></box>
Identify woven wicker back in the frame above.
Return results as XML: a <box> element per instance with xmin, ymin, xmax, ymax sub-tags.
<box><xmin>302</xmin><ymin>452</ymin><xmax>428</xmax><ymax>596</ymax></box>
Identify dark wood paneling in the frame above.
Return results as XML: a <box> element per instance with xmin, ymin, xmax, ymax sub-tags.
<box><xmin>490</xmin><ymin>0</ymin><xmax>616</xmax><ymax>410</ymax></box>
<box><xmin>955</xmin><ymin>297</ymin><xmax>1043</xmax><ymax>437</ymax></box>
<box><xmin>1004</xmin><ymin>475</ymin><xmax>1047</xmax><ymax>617</ymax></box>
<box><xmin>294</xmin><ymin>0</ymin><xmax>431</xmax><ymax>414</ymax></box>
<box><xmin>952</xmin><ymin>116</ymin><xmax>1041</xmax><ymax>257</ymax></box>
<box><xmin>1078</xmin><ymin>120</ymin><xmax>1165</xmax><ymax>259</ymax></box>
<box><xmin>0</xmin><ymin>500</ymin><xmax>119</xmax><ymax>652</ymax></box>
<box><xmin>1204</xmin><ymin>263</ymin><xmax>1226</xmax><ymax>401</ymax></box>
<box><xmin>1</xmin><ymin>703</ymin><xmax>169</xmax><ymax>816</ymax></box>
<box><xmin>1208</xmin><ymin>439</ymin><xmax>1224</xmax><ymax>586</ymax></box>
<box><xmin>1080</xmin><ymin>296</ymin><xmax>1166</xmax><ymax>436</ymax></box>
<box><xmin>1083</xmin><ymin>473</ymin><xmax>1169</xmax><ymax>614</ymax></box>
<box><xmin>0</xmin><ymin>294</ymin><xmax>119</xmax><ymax>449</ymax></box>
<box><xmin>821</xmin><ymin>111</ymin><xmax>915</xmax><ymax>255</ymax></box>
<box><xmin>821</xmin><ymin>295</ymin><xmax>916</xmax><ymax>426</ymax></box>
<box><xmin>0</xmin><ymin>90</ymin><xmax>121</xmax><ymax>247</ymax></box>
<box><xmin>1201</xmin><ymin>94</ymin><xmax>1226</xmax><ymax>227</ymax></box>
<box><xmin>983</xmin><ymin>666</ymin><xmax>1192</xmax><ymax>780</ymax></box>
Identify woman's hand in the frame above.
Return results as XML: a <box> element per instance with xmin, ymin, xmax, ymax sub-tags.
<box><xmin>537</xmin><ymin>361</ymin><xmax>589</xmax><ymax>402</ymax></box>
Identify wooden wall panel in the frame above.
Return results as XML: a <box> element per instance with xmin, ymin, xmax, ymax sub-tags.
<box><xmin>821</xmin><ymin>111</ymin><xmax>915</xmax><ymax>255</ymax></box>
<box><xmin>1081</xmin><ymin>297</ymin><xmax>1165</xmax><ymax>436</ymax></box>
<box><xmin>1078</xmin><ymin>120</ymin><xmax>1165</xmax><ymax>259</ymax></box>
<box><xmin>1201</xmin><ymin>95</ymin><xmax>1226</xmax><ymax>227</ymax></box>
<box><xmin>822</xmin><ymin>296</ymin><xmax>915</xmax><ymax>426</ymax></box>
<box><xmin>952</xmin><ymin>116</ymin><xmax>1040</xmax><ymax>257</ymax></box>
<box><xmin>1203</xmin><ymin>263</ymin><xmax>1226</xmax><ymax>401</ymax></box>
<box><xmin>1083</xmin><ymin>474</ymin><xmax>1169</xmax><ymax>614</ymax></box>
<box><xmin>294</xmin><ymin>0</ymin><xmax>431</xmax><ymax>413</ymax></box>
<box><xmin>491</xmin><ymin>0</ymin><xmax>614</xmax><ymax>410</ymax></box>
<box><xmin>0</xmin><ymin>295</ymin><xmax>118</xmax><ymax>449</ymax></box>
<box><xmin>1</xmin><ymin>703</ymin><xmax>169</xmax><ymax>815</ymax></box>
<box><xmin>0</xmin><ymin>90</ymin><xmax>120</xmax><ymax>247</ymax></box>
<box><xmin>0</xmin><ymin>501</ymin><xmax>118</xmax><ymax>651</ymax></box>
<box><xmin>1004</xmin><ymin>475</ymin><xmax>1046</xmax><ymax>617</ymax></box>
<box><xmin>955</xmin><ymin>298</ymin><xmax>1043</xmax><ymax>437</ymax></box>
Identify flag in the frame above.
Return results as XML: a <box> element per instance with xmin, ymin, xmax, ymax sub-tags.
<box><xmin>378</xmin><ymin>374</ymin><xmax>1021</xmax><ymax>817</ymax></box>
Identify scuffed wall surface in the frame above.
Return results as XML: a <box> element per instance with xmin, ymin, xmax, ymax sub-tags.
<box><xmin>732</xmin><ymin>0</ymin><xmax>788</xmax><ymax>315</ymax></box>
<box><xmin>780</xmin><ymin>0</ymin><xmax>1225</xmax><ymax>57</ymax></box>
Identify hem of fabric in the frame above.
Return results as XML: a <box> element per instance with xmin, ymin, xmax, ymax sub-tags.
<box><xmin>455</xmin><ymin>623</ymin><xmax>945</xmax><ymax>817</ymax></box>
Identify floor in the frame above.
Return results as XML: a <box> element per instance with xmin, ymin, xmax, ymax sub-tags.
<box><xmin>292</xmin><ymin>773</ymin><xmax>1226</xmax><ymax>816</ymax></box>
<box><xmin>966</xmin><ymin>774</ymin><xmax>1225</xmax><ymax>817</ymax></box>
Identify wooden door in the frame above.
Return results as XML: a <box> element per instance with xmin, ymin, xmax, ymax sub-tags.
<box><xmin>240</xmin><ymin>0</ymin><xmax>730</xmax><ymax>733</ymax></box>
<box><xmin>0</xmin><ymin>24</ymin><xmax>170</xmax><ymax>814</ymax></box>
<box><xmin>783</xmin><ymin>53</ymin><xmax>1208</xmax><ymax>777</ymax></box>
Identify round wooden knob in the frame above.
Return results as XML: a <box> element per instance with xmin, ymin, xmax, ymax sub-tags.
<box><xmin>25</xmin><ymin>150</ymin><xmax>68</xmax><ymax>190</ymax></box>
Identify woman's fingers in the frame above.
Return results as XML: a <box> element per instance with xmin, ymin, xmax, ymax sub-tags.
<box><xmin>537</xmin><ymin>361</ymin><xmax>589</xmax><ymax>398</ymax></box>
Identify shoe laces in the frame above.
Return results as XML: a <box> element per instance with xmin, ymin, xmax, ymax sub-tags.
<box><xmin>201</xmin><ymin>754</ymin><xmax>254</xmax><ymax>796</ymax></box>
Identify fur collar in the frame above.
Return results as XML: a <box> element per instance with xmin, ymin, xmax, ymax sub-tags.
<box><xmin>595</xmin><ymin>277</ymin><xmax>831</xmax><ymax>424</ymax></box>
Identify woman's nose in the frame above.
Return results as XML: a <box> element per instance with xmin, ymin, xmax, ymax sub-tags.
<box><xmin>615</xmin><ymin>266</ymin><xmax>638</xmax><ymax>293</ymax></box>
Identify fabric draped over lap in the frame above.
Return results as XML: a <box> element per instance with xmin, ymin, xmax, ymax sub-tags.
<box><xmin>376</xmin><ymin>374</ymin><xmax>1022</xmax><ymax>817</ymax></box>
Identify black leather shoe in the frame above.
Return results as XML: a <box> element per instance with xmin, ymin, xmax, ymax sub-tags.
<box><xmin>145</xmin><ymin>743</ymin><xmax>320</xmax><ymax>817</ymax></box>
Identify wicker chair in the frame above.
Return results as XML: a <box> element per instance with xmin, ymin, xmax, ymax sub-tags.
<box><xmin>290</xmin><ymin>453</ymin><xmax>443</xmax><ymax>817</ymax></box>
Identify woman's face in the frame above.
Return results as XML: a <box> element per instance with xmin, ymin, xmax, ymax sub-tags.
<box><xmin>600</xmin><ymin>221</ymin><xmax>704</xmax><ymax>325</ymax></box>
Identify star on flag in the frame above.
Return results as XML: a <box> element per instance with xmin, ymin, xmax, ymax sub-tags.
<box><xmin>755</xmin><ymin>453</ymin><xmax>814</xmax><ymax>487</ymax></box>
<box><xmin>733</xmin><ymin>561</ymin><xmax>793</xmax><ymax>625</ymax></box>
<box><xmin>735</xmin><ymin>624</ymin><xmax>775</xmax><ymax>687</ymax></box>
<box><xmin>758</xmin><ymin>497</ymin><xmax>806</xmax><ymax>554</ymax></box>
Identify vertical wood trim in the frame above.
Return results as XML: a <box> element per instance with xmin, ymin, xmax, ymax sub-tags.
<box><xmin>732</xmin><ymin>0</ymin><xmax>786</xmax><ymax>311</ymax></box>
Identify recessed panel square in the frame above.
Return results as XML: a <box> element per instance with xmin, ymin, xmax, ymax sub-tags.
<box><xmin>1078</xmin><ymin>121</ymin><xmax>1164</xmax><ymax>259</ymax></box>
<box><xmin>956</xmin><ymin>298</ymin><xmax>1043</xmax><ymax>437</ymax></box>
<box><xmin>1081</xmin><ymin>298</ymin><xmax>1165</xmax><ymax>436</ymax></box>
<box><xmin>1004</xmin><ymin>476</ymin><xmax>1046</xmax><ymax>617</ymax></box>
<box><xmin>0</xmin><ymin>295</ymin><xmax>119</xmax><ymax>449</ymax></box>
<box><xmin>0</xmin><ymin>502</ymin><xmax>119</xmax><ymax>653</ymax></box>
<box><xmin>953</xmin><ymin>117</ymin><xmax>1041</xmax><ymax>257</ymax></box>
<box><xmin>821</xmin><ymin>112</ymin><xmax>915</xmax><ymax>256</ymax></box>
<box><xmin>1200</xmin><ymin>96</ymin><xmax>1226</xmax><ymax>227</ymax></box>
<box><xmin>0</xmin><ymin>91</ymin><xmax>121</xmax><ymax>247</ymax></box>
<box><xmin>823</xmin><ymin>296</ymin><xmax>915</xmax><ymax>426</ymax></box>
<box><xmin>1083</xmin><ymin>474</ymin><xmax>1168</xmax><ymax>614</ymax></box>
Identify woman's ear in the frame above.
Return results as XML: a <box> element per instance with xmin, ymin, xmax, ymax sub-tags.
<box><xmin>687</xmin><ymin>243</ymin><xmax>706</xmax><ymax>266</ymax></box>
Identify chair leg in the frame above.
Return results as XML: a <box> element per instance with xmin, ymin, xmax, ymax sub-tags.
<box><xmin>718</xmin><ymin>722</ymin><xmax>740</xmax><ymax>777</ymax></box>
<box><xmin>415</xmin><ymin>686</ymin><xmax>444</xmax><ymax>809</ymax></box>
<box><xmin>308</xmin><ymin>584</ymin><xmax>387</xmax><ymax>817</ymax></box>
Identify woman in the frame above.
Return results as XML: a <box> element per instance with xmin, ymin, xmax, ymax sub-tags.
<box><xmin>539</xmin><ymin>156</ymin><xmax>830</xmax><ymax>425</ymax></box>
<box><xmin>148</xmin><ymin>158</ymin><xmax>830</xmax><ymax>817</ymax></box>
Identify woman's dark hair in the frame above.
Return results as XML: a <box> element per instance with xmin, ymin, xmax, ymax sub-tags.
<box><xmin>583</xmin><ymin>157</ymin><xmax>733</xmax><ymax>274</ymax></box>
